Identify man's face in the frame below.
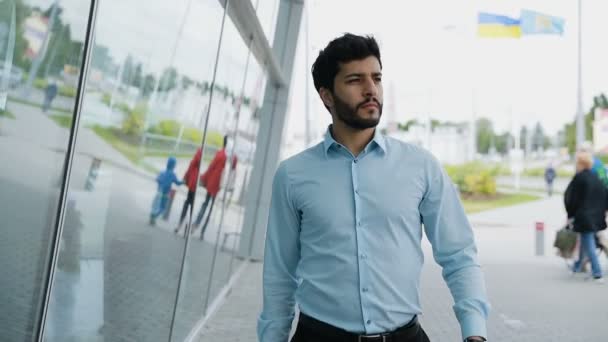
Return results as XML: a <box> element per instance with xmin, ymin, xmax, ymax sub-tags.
<box><xmin>321</xmin><ymin>56</ymin><xmax>383</xmax><ymax>130</ymax></box>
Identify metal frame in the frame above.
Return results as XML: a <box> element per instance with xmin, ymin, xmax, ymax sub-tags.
<box><xmin>34</xmin><ymin>1</ymin><xmax>100</xmax><ymax>341</ymax></box>
<box><xmin>218</xmin><ymin>0</ymin><xmax>287</xmax><ymax>87</ymax></box>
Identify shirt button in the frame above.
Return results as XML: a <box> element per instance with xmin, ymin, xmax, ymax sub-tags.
<box><xmin>362</xmin><ymin>287</ymin><xmax>368</xmax><ymax>292</ymax></box>
<box><xmin>355</xmin><ymin>189</ymin><xmax>359</xmax><ymax>195</ymax></box>
<box><xmin>357</xmin><ymin>221</ymin><xmax>362</xmax><ymax>227</ymax></box>
<box><xmin>353</xmin><ymin>159</ymin><xmax>358</xmax><ymax>163</ymax></box>
<box><xmin>366</xmin><ymin>320</ymin><xmax>371</xmax><ymax>325</ymax></box>
<box><xmin>360</xmin><ymin>254</ymin><xmax>367</xmax><ymax>259</ymax></box>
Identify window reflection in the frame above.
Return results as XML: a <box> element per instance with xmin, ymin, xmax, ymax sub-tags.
<box><xmin>0</xmin><ymin>0</ymin><xmax>90</xmax><ymax>341</ymax></box>
<box><xmin>1</xmin><ymin>0</ymin><xmax>272</xmax><ymax>340</ymax></box>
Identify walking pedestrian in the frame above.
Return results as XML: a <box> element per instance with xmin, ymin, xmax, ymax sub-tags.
<box><xmin>258</xmin><ymin>33</ymin><xmax>489</xmax><ymax>342</ymax></box>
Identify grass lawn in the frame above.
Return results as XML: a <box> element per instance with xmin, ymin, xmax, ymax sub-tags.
<box><xmin>50</xmin><ymin>114</ymin><xmax>73</xmax><ymax>128</ymax></box>
<box><xmin>8</xmin><ymin>96</ymin><xmax>72</xmax><ymax>114</ymax></box>
<box><xmin>91</xmin><ymin>126</ymin><xmax>213</xmax><ymax>171</ymax></box>
<box><xmin>0</xmin><ymin>109</ymin><xmax>15</xmax><ymax>119</ymax></box>
<box><xmin>462</xmin><ymin>193</ymin><xmax>541</xmax><ymax>214</ymax></box>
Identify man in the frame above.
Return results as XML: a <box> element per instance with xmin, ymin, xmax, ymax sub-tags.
<box><xmin>544</xmin><ymin>162</ymin><xmax>556</xmax><ymax>196</ymax></box>
<box><xmin>258</xmin><ymin>33</ymin><xmax>489</xmax><ymax>342</ymax></box>
<box><xmin>43</xmin><ymin>80</ymin><xmax>58</xmax><ymax>112</ymax></box>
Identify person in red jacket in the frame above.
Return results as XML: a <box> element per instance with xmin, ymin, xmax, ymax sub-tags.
<box><xmin>192</xmin><ymin>135</ymin><xmax>229</xmax><ymax>239</ymax></box>
<box><xmin>174</xmin><ymin>147</ymin><xmax>202</xmax><ymax>235</ymax></box>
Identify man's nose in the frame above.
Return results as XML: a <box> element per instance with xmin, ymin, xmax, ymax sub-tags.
<box><xmin>362</xmin><ymin>77</ymin><xmax>378</xmax><ymax>97</ymax></box>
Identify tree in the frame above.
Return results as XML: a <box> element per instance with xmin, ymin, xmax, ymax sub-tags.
<box><xmin>531</xmin><ymin>122</ymin><xmax>545</xmax><ymax>151</ymax></box>
<box><xmin>158</xmin><ymin>67</ymin><xmax>178</xmax><ymax>91</ymax></box>
<box><xmin>141</xmin><ymin>73</ymin><xmax>156</xmax><ymax>98</ymax></box>
<box><xmin>562</xmin><ymin>93</ymin><xmax>604</xmax><ymax>153</ymax></box>
<box><xmin>121</xmin><ymin>55</ymin><xmax>135</xmax><ymax>86</ymax></box>
<box><xmin>476</xmin><ymin>118</ymin><xmax>494</xmax><ymax>154</ymax></box>
<box><xmin>494</xmin><ymin>132</ymin><xmax>512</xmax><ymax>154</ymax></box>
<box><xmin>131</xmin><ymin>63</ymin><xmax>143</xmax><ymax>88</ymax></box>
<box><xmin>0</xmin><ymin>1</ymin><xmax>33</xmax><ymax>70</ymax></box>
<box><xmin>398</xmin><ymin>119</ymin><xmax>419</xmax><ymax>131</ymax></box>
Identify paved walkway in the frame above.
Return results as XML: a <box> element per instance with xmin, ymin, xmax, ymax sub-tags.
<box><xmin>196</xmin><ymin>196</ymin><xmax>608</xmax><ymax>341</ymax></box>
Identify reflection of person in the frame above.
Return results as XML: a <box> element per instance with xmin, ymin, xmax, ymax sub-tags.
<box><xmin>564</xmin><ymin>151</ymin><xmax>607</xmax><ymax>283</ymax></box>
<box><xmin>43</xmin><ymin>81</ymin><xmax>58</xmax><ymax>112</ymax></box>
<box><xmin>47</xmin><ymin>198</ymin><xmax>82</xmax><ymax>341</ymax></box>
<box><xmin>192</xmin><ymin>136</ymin><xmax>228</xmax><ymax>239</ymax></box>
<box><xmin>150</xmin><ymin>156</ymin><xmax>182</xmax><ymax>226</ymax></box>
<box><xmin>544</xmin><ymin>163</ymin><xmax>556</xmax><ymax>196</ymax></box>
<box><xmin>258</xmin><ymin>34</ymin><xmax>489</xmax><ymax>342</ymax></box>
<box><xmin>174</xmin><ymin>147</ymin><xmax>202</xmax><ymax>235</ymax></box>
<box><xmin>225</xmin><ymin>153</ymin><xmax>239</xmax><ymax>204</ymax></box>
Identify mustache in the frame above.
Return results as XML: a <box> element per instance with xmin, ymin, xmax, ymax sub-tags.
<box><xmin>357</xmin><ymin>98</ymin><xmax>381</xmax><ymax>109</ymax></box>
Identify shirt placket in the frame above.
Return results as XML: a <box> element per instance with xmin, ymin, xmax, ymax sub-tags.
<box><xmin>351</xmin><ymin>153</ymin><xmax>373</xmax><ymax>332</ymax></box>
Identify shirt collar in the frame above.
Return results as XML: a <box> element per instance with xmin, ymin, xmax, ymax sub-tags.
<box><xmin>323</xmin><ymin>125</ymin><xmax>387</xmax><ymax>157</ymax></box>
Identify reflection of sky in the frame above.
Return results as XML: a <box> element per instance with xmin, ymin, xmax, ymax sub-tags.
<box><xmin>24</xmin><ymin>0</ymin><xmax>256</xmax><ymax>83</ymax></box>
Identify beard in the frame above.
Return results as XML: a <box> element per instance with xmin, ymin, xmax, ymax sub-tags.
<box><xmin>333</xmin><ymin>93</ymin><xmax>383</xmax><ymax>130</ymax></box>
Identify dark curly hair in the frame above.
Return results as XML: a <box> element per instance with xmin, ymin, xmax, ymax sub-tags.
<box><xmin>311</xmin><ymin>33</ymin><xmax>382</xmax><ymax>93</ymax></box>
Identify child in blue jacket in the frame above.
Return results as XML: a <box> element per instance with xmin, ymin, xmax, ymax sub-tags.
<box><xmin>150</xmin><ymin>156</ymin><xmax>183</xmax><ymax>225</ymax></box>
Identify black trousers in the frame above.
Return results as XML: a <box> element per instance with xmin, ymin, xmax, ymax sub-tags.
<box><xmin>178</xmin><ymin>190</ymin><xmax>196</xmax><ymax>226</ymax></box>
<box><xmin>291</xmin><ymin>314</ymin><xmax>431</xmax><ymax>342</ymax></box>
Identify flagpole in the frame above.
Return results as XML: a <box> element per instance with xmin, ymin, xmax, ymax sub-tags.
<box><xmin>575</xmin><ymin>0</ymin><xmax>585</xmax><ymax>149</ymax></box>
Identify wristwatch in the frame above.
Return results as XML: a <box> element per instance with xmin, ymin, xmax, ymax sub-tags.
<box><xmin>465</xmin><ymin>338</ymin><xmax>486</xmax><ymax>342</ymax></box>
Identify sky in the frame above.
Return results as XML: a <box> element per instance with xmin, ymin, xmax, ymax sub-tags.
<box><xmin>20</xmin><ymin>0</ymin><xmax>608</xmax><ymax>139</ymax></box>
<box><xmin>286</xmin><ymin>0</ymin><xmax>608</xmax><ymax>144</ymax></box>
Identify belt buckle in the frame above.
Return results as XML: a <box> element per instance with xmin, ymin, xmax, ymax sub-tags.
<box><xmin>358</xmin><ymin>334</ymin><xmax>386</xmax><ymax>342</ymax></box>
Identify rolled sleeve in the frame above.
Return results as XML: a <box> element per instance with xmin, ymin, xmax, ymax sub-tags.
<box><xmin>419</xmin><ymin>155</ymin><xmax>490</xmax><ymax>340</ymax></box>
<box><xmin>257</xmin><ymin>163</ymin><xmax>301</xmax><ymax>342</ymax></box>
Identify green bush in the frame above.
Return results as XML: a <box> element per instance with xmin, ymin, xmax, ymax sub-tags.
<box><xmin>121</xmin><ymin>103</ymin><xmax>146</xmax><ymax>136</ymax></box>
<box><xmin>183</xmin><ymin>127</ymin><xmax>203</xmax><ymax>143</ymax></box>
<box><xmin>149</xmin><ymin>119</ymin><xmax>181</xmax><ymax>137</ymax></box>
<box><xmin>445</xmin><ymin>162</ymin><xmax>497</xmax><ymax>196</ymax></box>
<box><xmin>147</xmin><ymin>119</ymin><xmax>223</xmax><ymax>147</ymax></box>
<box><xmin>33</xmin><ymin>78</ymin><xmax>48</xmax><ymax>89</ymax></box>
<box><xmin>101</xmin><ymin>93</ymin><xmax>112</xmax><ymax>106</ymax></box>
<box><xmin>59</xmin><ymin>85</ymin><xmax>77</xmax><ymax>98</ymax></box>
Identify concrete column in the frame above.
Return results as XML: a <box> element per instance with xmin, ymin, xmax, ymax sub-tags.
<box><xmin>238</xmin><ymin>0</ymin><xmax>304</xmax><ymax>260</ymax></box>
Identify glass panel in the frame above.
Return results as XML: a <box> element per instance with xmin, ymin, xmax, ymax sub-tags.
<box><xmin>170</xmin><ymin>9</ymin><xmax>263</xmax><ymax>341</ymax></box>
<box><xmin>0</xmin><ymin>0</ymin><xmax>91</xmax><ymax>341</ymax></box>
<box><xmin>41</xmin><ymin>0</ymin><xmax>225</xmax><ymax>341</ymax></box>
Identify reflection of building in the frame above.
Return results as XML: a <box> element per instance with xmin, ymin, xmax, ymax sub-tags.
<box><xmin>23</xmin><ymin>12</ymin><xmax>49</xmax><ymax>59</ymax></box>
<box><xmin>389</xmin><ymin>124</ymin><xmax>473</xmax><ymax>165</ymax></box>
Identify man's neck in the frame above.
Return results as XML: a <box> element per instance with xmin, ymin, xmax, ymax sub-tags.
<box><xmin>330</xmin><ymin>122</ymin><xmax>375</xmax><ymax>157</ymax></box>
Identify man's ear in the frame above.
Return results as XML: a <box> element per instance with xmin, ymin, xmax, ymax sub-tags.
<box><xmin>319</xmin><ymin>88</ymin><xmax>334</xmax><ymax>110</ymax></box>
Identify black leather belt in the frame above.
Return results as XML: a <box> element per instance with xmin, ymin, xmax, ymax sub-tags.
<box><xmin>298</xmin><ymin>313</ymin><xmax>420</xmax><ymax>342</ymax></box>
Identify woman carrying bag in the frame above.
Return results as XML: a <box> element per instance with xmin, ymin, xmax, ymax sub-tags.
<box><xmin>564</xmin><ymin>151</ymin><xmax>608</xmax><ymax>283</ymax></box>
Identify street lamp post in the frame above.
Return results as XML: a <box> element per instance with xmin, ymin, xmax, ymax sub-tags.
<box><xmin>575</xmin><ymin>0</ymin><xmax>585</xmax><ymax>150</ymax></box>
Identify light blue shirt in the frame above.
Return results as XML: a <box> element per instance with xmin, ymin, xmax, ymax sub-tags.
<box><xmin>258</xmin><ymin>127</ymin><xmax>489</xmax><ymax>341</ymax></box>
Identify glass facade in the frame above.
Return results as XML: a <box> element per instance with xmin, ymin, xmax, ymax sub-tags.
<box><xmin>0</xmin><ymin>0</ymin><xmax>282</xmax><ymax>341</ymax></box>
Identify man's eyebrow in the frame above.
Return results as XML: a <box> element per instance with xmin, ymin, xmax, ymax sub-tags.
<box><xmin>343</xmin><ymin>72</ymin><xmax>382</xmax><ymax>78</ymax></box>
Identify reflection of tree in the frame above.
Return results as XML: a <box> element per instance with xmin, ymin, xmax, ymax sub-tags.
<box><xmin>0</xmin><ymin>0</ymin><xmax>31</xmax><ymax>70</ymax></box>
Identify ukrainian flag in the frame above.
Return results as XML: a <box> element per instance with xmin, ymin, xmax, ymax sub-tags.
<box><xmin>520</xmin><ymin>9</ymin><xmax>565</xmax><ymax>35</ymax></box>
<box><xmin>477</xmin><ymin>12</ymin><xmax>521</xmax><ymax>38</ymax></box>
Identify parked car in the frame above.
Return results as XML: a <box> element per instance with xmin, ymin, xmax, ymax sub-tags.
<box><xmin>0</xmin><ymin>65</ymin><xmax>24</xmax><ymax>89</ymax></box>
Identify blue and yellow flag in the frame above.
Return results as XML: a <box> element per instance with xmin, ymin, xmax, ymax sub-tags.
<box><xmin>477</xmin><ymin>12</ymin><xmax>521</xmax><ymax>38</ymax></box>
<box><xmin>520</xmin><ymin>9</ymin><xmax>565</xmax><ymax>35</ymax></box>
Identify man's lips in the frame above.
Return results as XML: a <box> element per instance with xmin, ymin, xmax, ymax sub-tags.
<box><xmin>360</xmin><ymin>102</ymin><xmax>378</xmax><ymax>109</ymax></box>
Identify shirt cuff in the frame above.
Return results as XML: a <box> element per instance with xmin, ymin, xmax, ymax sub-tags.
<box><xmin>460</xmin><ymin>313</ymin><xmax>487</xmax><ymax>341</ymax></box>
<box><xmin>257</xmin><ymin>314</ymin><xmax>294</xmax><ymax>342</ymax></box>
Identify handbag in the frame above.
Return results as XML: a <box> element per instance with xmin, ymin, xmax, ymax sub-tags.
<box><xmin>554</xmin><ymin>223</ymin><xmax>577</xmax><ymax>259</ymax></box>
